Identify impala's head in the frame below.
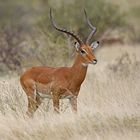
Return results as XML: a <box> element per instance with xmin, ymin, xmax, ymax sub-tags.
<box><xmin>49</xmin><ymin>9</ymin><xmax>99</xmax><ymax>65</ymax></box>
<box><xmin>75</xmin><ymin>41</ymin><xmax>99</xmax><ymax>65</ymax></box>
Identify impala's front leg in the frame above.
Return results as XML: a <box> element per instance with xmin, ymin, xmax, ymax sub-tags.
<box><xmin>52</xmin><ymin>93</ymin><xmax>60</xmax><ymax>113</ymax></box>
<box><xmin>69</xmin><ymin>96</ymin><xmax>77</xmax><ymax>113</ymax></box>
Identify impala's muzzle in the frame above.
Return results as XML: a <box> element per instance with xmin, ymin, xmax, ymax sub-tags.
<box><xmin>92</xmin><ymin>59</ymin><xmax>97</xmax><ymax>65</ymax></box>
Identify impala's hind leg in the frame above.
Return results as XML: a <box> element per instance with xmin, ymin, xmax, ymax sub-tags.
<box><xmin>25</xmin><ymin>88</ymin><xmax>37</xmax><ymax>117</ymax></box>
<box><xmin>26</xmin><ymin>89</ymin><xmax>43</xmax><ymax>117</ymax></box>
<box><xmin>21</xmin><ymin>80</ymin><xmax>42</xmax><ymax>117</ymax></box>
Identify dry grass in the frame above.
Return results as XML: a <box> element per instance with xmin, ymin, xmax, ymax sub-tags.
<box><xmin>0</xmin><ymin>45</ymin><xmax>140</xmax><ymax>140</ymax></box>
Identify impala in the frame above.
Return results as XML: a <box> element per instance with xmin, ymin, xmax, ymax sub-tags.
<box><xmin>20</xmin><ymin>9</ymin><xmax>99</xmax><ymax>116</ymax></box>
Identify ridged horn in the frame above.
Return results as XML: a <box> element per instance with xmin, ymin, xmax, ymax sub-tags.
<box><xmin>49</xmin><ymin>8</ymin><xmax>83</xmax><ymax>46</ymax></box>
<box><xmin>84</xmin><ymin>9</ymin><xmax>97</xmax><ymax>44</ymax></box>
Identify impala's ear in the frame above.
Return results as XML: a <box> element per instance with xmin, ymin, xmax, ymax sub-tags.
<box><xmin>91</xmin><ymin>41</ymin><xmax>99</xmax><ymax>50</ymax></box>
<box><xmin>74</xmin><ymin>42</ymin><xmax>80</xmax><ymax>51</ymax></box>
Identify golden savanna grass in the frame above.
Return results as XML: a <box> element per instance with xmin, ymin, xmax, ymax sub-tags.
<box><xmin>0</xmin><ymin>45</ymin><xmax>140</xmax><ymax>140</ymax></box>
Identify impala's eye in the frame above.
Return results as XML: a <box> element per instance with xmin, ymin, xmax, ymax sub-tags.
<box><xmin>80</xmin><ymin>50</ymin><xmax>86</xmax><ymax>54</ymax></box>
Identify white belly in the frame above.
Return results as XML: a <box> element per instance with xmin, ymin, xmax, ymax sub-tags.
<box><xmin>37</xmin><ymin>92</ymin><xmax>52</xmax><ymax>99</ymax></box>
<box><xmin>37</xmin><ymin>92</ymin><xmax>75</xmax><ymax>99</ymax></box>
<box><xmin>60</xmin><ymin>94</ymin><xmax>75</xmax><ymax>99</ymax></box>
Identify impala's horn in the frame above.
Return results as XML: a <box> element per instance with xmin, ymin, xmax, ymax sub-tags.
<box><xmin>84</xmin><ymin>9</ymin><xmax>97</xmax><ymax>44</ymax></box>
<box><xmin>49</xmin><ymin>8</ymin><xmax>83</xmax><ymax>47</ymax></box>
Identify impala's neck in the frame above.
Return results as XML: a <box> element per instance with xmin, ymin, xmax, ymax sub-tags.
<box><xmin>71</xmin><ymin>53</ymin><xmax>88</xmax><ymax>86</ymax></box>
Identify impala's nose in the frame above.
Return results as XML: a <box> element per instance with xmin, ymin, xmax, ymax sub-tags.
<box><xmin>92</xmin><ymin>59</ymin><xmax>97</xmax><ymax>64</ymax></box>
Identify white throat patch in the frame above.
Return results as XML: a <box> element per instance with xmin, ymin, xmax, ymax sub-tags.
<box><xmin>82</xmin><ymin>63</ymin><xmax>88</xmax><ymax>67</ymax></box>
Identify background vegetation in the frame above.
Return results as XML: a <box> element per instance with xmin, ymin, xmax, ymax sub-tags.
<box><xmin>0</xmin><ymin>0</ymin><xmax>139</xmax><ymax>73</ymax></box>
<box><xmin>0</xmin><ymin>1</ymin><xmax>140</xmax><ymax>140</ymax></box>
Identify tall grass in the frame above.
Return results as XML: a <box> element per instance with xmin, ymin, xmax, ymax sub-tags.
<box><xmin>0</xmin><ymin>45</ymin><xmax>140</xmax><ymax>140</ymax></box>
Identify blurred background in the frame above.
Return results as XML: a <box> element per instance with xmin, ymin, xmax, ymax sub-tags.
<box><xmin>0</xmin><ymin>0</ymin><xmax>139</xmax><ymax>74</ymax></box>
<box><xmin>0</xmin><ymin>1</ymin><xmax>140</xmax><ymax>139</ymax></box>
